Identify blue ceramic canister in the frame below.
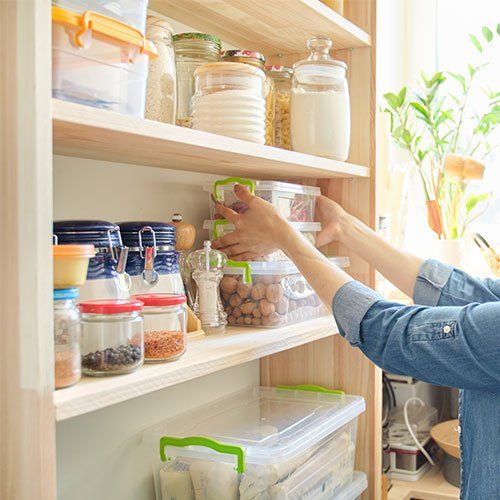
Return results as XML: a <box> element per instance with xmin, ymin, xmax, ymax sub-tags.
<box><xmin>53</xmin><ymin>220</ymin><xmax>131</xmax><ymax>301</ymax></box>
<box><xmin>118</xmin><ymin>221</ymin><xmax>184</xmax><ymax>295</ymax></box>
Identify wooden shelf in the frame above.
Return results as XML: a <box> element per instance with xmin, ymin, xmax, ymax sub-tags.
<box><xmin>53</xmin><ymin>100</ymin><xmax>370</xmax><ymax>179</ymax></box>
<box><xmin>54</xmin><ymin>316</ymin><xmax>338</xmax><ymax>421</ymax></box>
<box><xmin>150</xmin><ymin>0</ymin><xmax>370</xmax><ymax>53</ymax></box>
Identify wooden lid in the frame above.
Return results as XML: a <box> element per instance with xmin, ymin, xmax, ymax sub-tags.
<box><xmin>431</xmin><ymin>419</ymin><xmax>460</xmax><ymax>459</ymax></box>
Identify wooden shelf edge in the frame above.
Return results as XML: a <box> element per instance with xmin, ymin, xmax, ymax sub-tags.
<box><xmin>52</xmin><ymin>99</ymin><xmax>370</xmax><ymax>179</ymax></box>
<box><xmin>54</xmin><ymin>316</ymin><xmax>339</xmax><ymax>421</ymax></box>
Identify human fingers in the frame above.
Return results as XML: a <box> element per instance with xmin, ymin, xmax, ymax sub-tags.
<box><xmin>215</xmin><ymin>203</ymin><xmax>239</xmax><ymax>222</ymax></box>
<box><xmin>221</xmin><ymin>243</ymin><xmax>248</xmax><ymax>257</ymax></box>
<box><xmin>212</xmin><ymin>232</ymin><xmax>239</xmax><ymax>249</ymax></box>
<box><xmin>229</xmin><ymin>252</ymin><xmax>259</xmax><ymax>262</ymax></box>
<box><xmin>233</xmin><ymin>183</ymin><xmax>256</xmax><ymax>203</ymax></box>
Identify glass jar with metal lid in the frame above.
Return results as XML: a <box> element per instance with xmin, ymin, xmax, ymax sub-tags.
<box><xmin>192</xmin><ymin>62</ymin><xmax>266</xmax><ymax>144</ymax></box>
<box><xmin>79</xmin><ymin>299</ymin><xmax>144</xmax><ymax>376</ymax></box>
<box><xmin>118</xmin><ymin>221</ymin><xmax>184</xmax><ymax>296</ymax></box>
<box><xmin>267</xmin><ymin>66</ymin><xmax>293</xmax><ymax>150</ymax></box>
<box><xmin>145</xmin><ymin>16</ymin><xmax>176</xmax><ymax>124</ymax></box>
<box><xmin>222</xmin><ymin>50</ymin><xmax>275</xmax><ymax>146</ymax></box>
<box><xmin>173</xmin><ymin>32</ymin><xmax>221</xmax><ymax>127</ymax></box>
<box><xmin>291</xmin><ymin>36</ymin><xmax>350</xmax><ymax>160</ymax></box>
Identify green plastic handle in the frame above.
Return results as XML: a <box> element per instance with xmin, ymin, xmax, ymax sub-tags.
<box><xmin>159</xmin><ymin>436</ymin><xmax>246</xmax><ymax>474</ymax></box>
<box><xmin>212</xmin><ymin>219</ymin><xmax>231</xmax><ymax>241</ymax></box>
<box><xmin>277</xmin><ymin>384</ymin><xmax>345</xmax><ymax>395</ymax></box>
<box><xmin>213</xmin><ymin>177</ymin><xmax>255</xmax><ymax>202</ymax></box>
<box><xmin>226</xmin><ymin>260</ymin><xmax>252</xmax><ymax>284</ymax></box>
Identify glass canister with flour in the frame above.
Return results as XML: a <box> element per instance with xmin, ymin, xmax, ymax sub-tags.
<box><xmin>290</xmin><ymin>36</ymin><xmax>350</xmax><ymax>161</ymax></box>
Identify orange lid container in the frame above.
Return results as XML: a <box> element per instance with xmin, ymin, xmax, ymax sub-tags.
<box><xmin>53</xmin><ymin>244</ymin><xmax>95</xmax><ymax>257</ymax></box>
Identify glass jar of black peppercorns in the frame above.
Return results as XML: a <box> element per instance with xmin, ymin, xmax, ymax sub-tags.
<box><xmin>78</xmin><ymin>299</ymin><xmax>144</xmax><ymax>376</ymax></box>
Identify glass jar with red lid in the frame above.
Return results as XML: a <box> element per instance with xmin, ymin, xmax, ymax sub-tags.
<box><xmin>132</xmin><ymin>293</ymin><xmax>187</xmax><ymax>362</ymax></box>
<box><xmin>79</xmin><ymin>299</ymin><xmax>144</xmax><ymax>376</ymax></box>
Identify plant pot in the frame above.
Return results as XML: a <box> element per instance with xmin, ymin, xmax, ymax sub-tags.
<box><xmin>430</xmin><ymin>239</ymin><xmax>465</xmax><ymax>267</ymax></box>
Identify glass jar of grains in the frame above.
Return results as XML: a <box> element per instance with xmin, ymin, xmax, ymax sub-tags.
<box><xmin>145</xmin><ymin>16</ymin><xmax>176</xmax><ymax>124</ymax></box>
<box><xmin>267</xmin><ymin>66</ymin><xmax>292</xmax><ymax>149</ymax></box>
<box><xmin>54</xmin><ymin>288</ymin><xmax>81</xmax><ymax>389</ymax></box>
<box><xmin>79</xmin><ymin>299</ymin><xmax>144</xmax><ymax>376</ymax></box>
<box><xmin>222</xmin><ymin>50</ymin><xmax>275</xmax><ymax>146</ymax></box>
<box><xmin>132</xmin><ymin>293</ymin><xmax>187</xmax><ymax>362</ymax></box>
<box><xmin>173</xmin><ymin>33</ymin><xmax>221</xmax><ymax>127</ymax></box>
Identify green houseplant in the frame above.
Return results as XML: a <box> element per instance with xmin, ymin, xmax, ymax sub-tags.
<box><xmin>383</xmin><ymin>25</ymin><xmax>500</xmax><ymax>241</ymax></box>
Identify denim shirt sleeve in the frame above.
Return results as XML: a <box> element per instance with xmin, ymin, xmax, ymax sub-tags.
<box><xmin>414</xmin><ymin>259</ymin><xmax>500</xmax><ymax>306</ymax></box>
<box><xmin>333</xmin><ymin>281</ymin><xmax>500</xmax><ymax>393</ymax></box>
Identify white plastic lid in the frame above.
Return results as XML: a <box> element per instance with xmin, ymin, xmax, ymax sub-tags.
<box><xmin>155</xmin><ymin>387</ymin><xmax>365</xmax><ymax>466</ymax></box>
<box><xmin>204</xmin><ymin>180</ymin><xmax>321</xmax><ymax>196</ymax></box>
<box><xmin>204</xmin><ymin>220</ymin><xmax>322</xmax><ymax>233</ymax></box>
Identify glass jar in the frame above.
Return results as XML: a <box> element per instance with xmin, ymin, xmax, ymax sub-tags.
<box><xmin>291</xmin><ymin>36</ymin><xmax>350</xmax><ymax>160</ymax></box>
<box><xmin>54</xmin><ymin>288</ymin><xmax>81</xmax><ymax>389</ymax></box>
<box><xmin>79</xmin><ymin>299</ymin><xmax>144</xmax><ymax>376</ymax></box>
<box><xmin>192</xmin><ymin>62</ymin><xmax>266</xmax><ymax>144</ymax></box>
<box><xmin>173</xmin><ymin>33</ymin><xmax>221</xmax><ymax>127</ymax></box>
<box><xmin>145</xmin><ymin>16</ymin><xmax>176</xmax><ymax>124</ymax></box>
<box><xmin>132</xmin><ymin>293</ymin><xmax>187</xmax><ymax>362</ymax></box>
<box><xmin>267</xmin><ymin>66</ymin><xmax>292</xmax><ymax>150</ymax></box>
<box><xmin>222</xmin><ymin>50</ymin><xmax>275</xmax><ymax>146</ymax></box>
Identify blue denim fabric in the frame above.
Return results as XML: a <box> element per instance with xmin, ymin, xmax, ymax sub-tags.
<box><xmin>333</xmin><ymin>260</ymin><xmax>500</xmax><ymax>499</ymax></box>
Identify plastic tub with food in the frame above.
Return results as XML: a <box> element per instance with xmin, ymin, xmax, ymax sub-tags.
<box><xmin>53</xmin><ymin>243</ymin><xmax>95</xmax><ymax>288</ymax></box>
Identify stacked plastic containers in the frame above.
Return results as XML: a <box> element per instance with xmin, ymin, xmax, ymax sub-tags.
<box><xmin>148</xmin><ymin>386</ymin><xmax>367</xmax><ymax>500</ymax></box>
<box><xmin>51</xmin><ymin>0</ymin><xmax>156</xmax><ymax>116</ymax></box>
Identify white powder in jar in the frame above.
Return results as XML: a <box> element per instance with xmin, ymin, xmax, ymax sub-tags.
<box><xmin>290</xmin><ymin>88</ymin><xmax>350</xmax><ymax>160</ymax></box>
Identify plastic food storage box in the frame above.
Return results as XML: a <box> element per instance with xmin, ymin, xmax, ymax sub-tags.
<box><xmin>51</xmin><ymin>4</ymin><xmax>157</xmax><ymax>116</ymax></box>
<box><xmin>147</xmin><ymin>386</ymin><xmax>365</xmax><ymax>500</ymax></box>
<box><xmin>335</xmin><ymin>471</ymin><xmax>368</xmax><ymax>500</ymax></box>
<box><xmin>220</xmin><ymin>258</ymin><xmax>349</xmax><ymax>327</ymax></box>
<box><xmin>206</xmin><ymin>178</ymin><xmax>321</xmax><ymax>223</ymax></box>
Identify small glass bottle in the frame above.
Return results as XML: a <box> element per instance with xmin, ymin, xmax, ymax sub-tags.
<box><xmin>267</xmin><ymin>66</ymin><xmax>292</xmax><ymax>149</ymax></box>
<box><xmin>188</xmin><ymin>241</ymin><xmax>227</xmax><ymax>334</ymax></box>
<box><xmin>54</xmin><ymin>288</ymin><xmax>81</xmax><ymax>389</ymax></box>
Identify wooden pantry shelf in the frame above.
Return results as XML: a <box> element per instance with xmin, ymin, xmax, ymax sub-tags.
<box><xmin>53</xmin><ymin>100</ymin><xmax>370</xmax><ymax>179</ymax></box>
<box><xmin>150</xmin><ymin>0</ymin><xmax>371</xmax><ymax>53</ymax></box>
<box><xmin>54</xmin><ymin>316</ymin><xmax>338</xmax><ymax>421</ymax></box>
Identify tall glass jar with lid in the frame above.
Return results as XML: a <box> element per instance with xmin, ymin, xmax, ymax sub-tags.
<box><xmin>267</xmin><ymin>66</ymin><xmax>293</xmax><ymax>150</ymax></box>
<box><xmin>173</xmin><ymin>33</ymin><xmax>221</xmax><ymax>127</ymax></box>
<box><xmin>145</xmin><ymin>16</ymin><xmax>176</xmax><ymax>124</ymax></box>
<box><xmin>222</xmin><ymin>50</ymin><xmax>275</xmax><ymax>146</ymax></box>
<box><xmin>290</xmin><ymin>36</ymin><xmax>350</xmax><ymax>160</ymax></box>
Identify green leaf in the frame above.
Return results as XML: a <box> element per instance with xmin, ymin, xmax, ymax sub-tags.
<box><xmin>497</xmin><ymin>23</ymin><xmax>500</xmax><ymax>36</ymax></box>
<box><xmin>468</xmin><ymin>63</ymin><xmax>476</xmax><ymax>76</ymax></box>
<box><xmin>448</xmin><ymin>72</ymin><xmax>467</xmax><ymax>93</ymax></box>
<box><xmin>417</xmin><ymin>149</ymin><xmax>428</xmax><ymax>162</ymax></box>
<box><xmin>397</xmin><ymin>86</ymin><xmax>407</xmax><ymax>105</ymax></box>
<box><xmin>469</xmin><ymin>34</ymin><xmax>483</xmax><ymax>52</ymax></box>
<box><xmin>482</xmin><ymin>26</ymin><xmax>493</xmax><ymax>42</ymax></box>
<box><xmin>383</xmin><ymin>92</ymin><xmax>400</xmax><ymax>110</ymax></box>
<box><xmin>410</xmin><ymin>101</ymin><xmax>431</xmax><ymax>123</ymax></box>
<box><xmin>465</xmin><ymin>193</ymin><xmax>489</xmax><ymax>214</ymax></box>
<box><xmin>402</xmin><ymin>129</ymin><xmax>411</xmax><ymax>145</ymax></box>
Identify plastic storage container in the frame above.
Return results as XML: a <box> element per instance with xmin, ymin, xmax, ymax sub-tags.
<box><xmin>291</xmin><ymin>36</ymin><xmax>350</xmax><ymax>160</ymax></box>
<box><xmin>54</xmin><ymin>288</ymin><xmax>81</xmax><ymax>389</ymax></box>
<box><xmin>53</xmin><ymin>243</ymin><xmax>95</xmax><ymax>288</ymax></box>
<box><xmin>335</xmin><ymin>471</ymin><xmax>368</xmax><ymax>500</ymax></box>
<box><xmin>79</xmin><ymin>299</ymin><xmax>144</xmax><ymax>375</ymax></box>
<box><xmin>132</xmin><ymin>293</ymin><xmax>187</xmax><ymax>363</ymax></box>
<box><xmin>207</xmin><ymin>178</ymin><xmax>321</xmax><ymax>223</ymax></box>
<box><xmin>54</xmin><ymin>220</ymin><xmax>131</xmax><ymax>301</ymax></box>
<box><xmin>173</xmin><ymin>33</ymin><xmax>221</xmax><ymax>127</ymax></box>
<box><xmin>52</xmin><ymin>4</ymin><xmax>157</xmax><ymax>116</ymax></box>
<box><xmin>118</xmin><ymin>221</ymin><xmax>183</xmax><ymax>295</ymax></box>
<box><xmin>204</xmin><ymin>220</ymin><xmax>321</xmax><ymax>261</ymax></box>
<box><xmin>267</xmin><ymin>65</ymin><xmax>293</xmax><ymax>149</ymax></box>
<box><xmin>192</xmin><ymin>62</ymin><xmax>267</xmax><ymax>143</ymax></box>
<box><xmin>220</xmin><ymin>258</ymin><xmax>349</xmax><ymax>327</ymax></box>
<box><xmin>148</xmin><ymin>386</ymin><xmax>365</xmax><ymax>500</ymax></box>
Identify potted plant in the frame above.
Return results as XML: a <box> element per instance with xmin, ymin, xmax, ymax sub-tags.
<box><xmin>382</xmin><ymin>25</ymin><xmax>499</xmax><ymax>264</ymax></box>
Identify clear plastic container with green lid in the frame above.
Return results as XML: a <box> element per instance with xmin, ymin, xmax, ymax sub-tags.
<box><xmin>173</xmin><ymin>32</ymin><xmax>221</xmax><ymax>127</ymax></box>
<box><xmin>148</xmin><ymin>386</ymin><xmax>365</xmax><ymax>500</ymax></box>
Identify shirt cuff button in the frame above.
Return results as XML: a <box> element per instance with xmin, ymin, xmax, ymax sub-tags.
<box><xmin>443</xmin><ymin>325</ymin><xmax>452</xmax><ymax>333</ymax></box>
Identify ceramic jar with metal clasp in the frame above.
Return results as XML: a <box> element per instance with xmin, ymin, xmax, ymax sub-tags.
<box><xmin>53</xmin><ymin>220</ymin><xmax>131</xmax><ymax>301</ymax></box>
<box><xmin>118</xmin><ymin>221</ymin><xmax>184</xmax><ymax>295</ymax></box>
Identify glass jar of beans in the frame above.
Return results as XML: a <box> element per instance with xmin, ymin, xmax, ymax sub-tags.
<box><xmin>132</xmin><ymin>293</ymin><xmax>187</xmax><ymax>362</ymax></box>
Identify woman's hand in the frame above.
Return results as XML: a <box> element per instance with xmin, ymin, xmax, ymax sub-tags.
<box><xmin>315</xmin><ymin>196</ymin><xmax>347</xmax><ymax>248</ymax></box>
<box><xmin>212</xmin><ymin>184</ymin><xmax>293</xmax><ymax>260</ymax></box>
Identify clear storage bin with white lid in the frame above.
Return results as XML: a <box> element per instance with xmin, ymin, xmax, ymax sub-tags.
<box><xmin>52</xmin><ymin>0</ymin><xmax>149</xmax><ymax>32</ymax></box>
<box><xmin>220</xmin><ymin>258</ymin><xmax>349</xmax><ymax>327</ymax></box>
<box><xmin>204</xmin><ymin>220</ymin><xmax>321</xmax><ymax>261</ymax></box>
<box><xmin>206</xmin><ymin>177</ymin><xmax>321</xmax><ymax>223</ymax></box>
<box><xmin>51</xmin><ymin>4</ymin><xmax>157</xmax><ymax>116</ymax></box>
<box><xmin>148</xmin><ymin>386</ymin><xmax>365</xmax><ymax>500</ymax></box>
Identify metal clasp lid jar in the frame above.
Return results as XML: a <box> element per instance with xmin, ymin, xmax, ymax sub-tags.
<box><xmin>78</xmin><ymin>299</ymin><xmax>144</xmax><ymax>376</ymax></box>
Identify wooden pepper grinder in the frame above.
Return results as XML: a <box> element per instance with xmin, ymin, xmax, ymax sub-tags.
<box><xmin>171</xmin><ymin>213</ymin><xmax>196</xmax><ymax>306</ymax></box>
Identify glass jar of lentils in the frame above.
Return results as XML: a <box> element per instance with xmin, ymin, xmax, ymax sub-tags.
<box><xmin>267</xmin><ymin>66</ymin><xmax>292</xmax><ymax>149</ymax></box>
<box><xmin>132</xmin><ymin>293</ymin><xmax>187</xmax><ymax>362</ymax></box>
<box><xmin>79</xmin><ymin>299</ymin><xmax>144</xmax><ymax>376</ymax></box>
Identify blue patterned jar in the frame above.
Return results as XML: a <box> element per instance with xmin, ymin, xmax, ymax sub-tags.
<box><xmin>53</xmin><ymin>220</ymin><xmax>131</xmax><ymax>301</ymax></box>
<box><xmin>118</xmin><ymin>221</ymin><xmax>184</xmax><ymax>295</ymax></box>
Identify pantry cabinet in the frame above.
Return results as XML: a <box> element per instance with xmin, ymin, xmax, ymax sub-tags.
<box><xmin>1</xmin><ymin>1</ymin><xmax>380</xmax><ymax>499</ymax></box>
